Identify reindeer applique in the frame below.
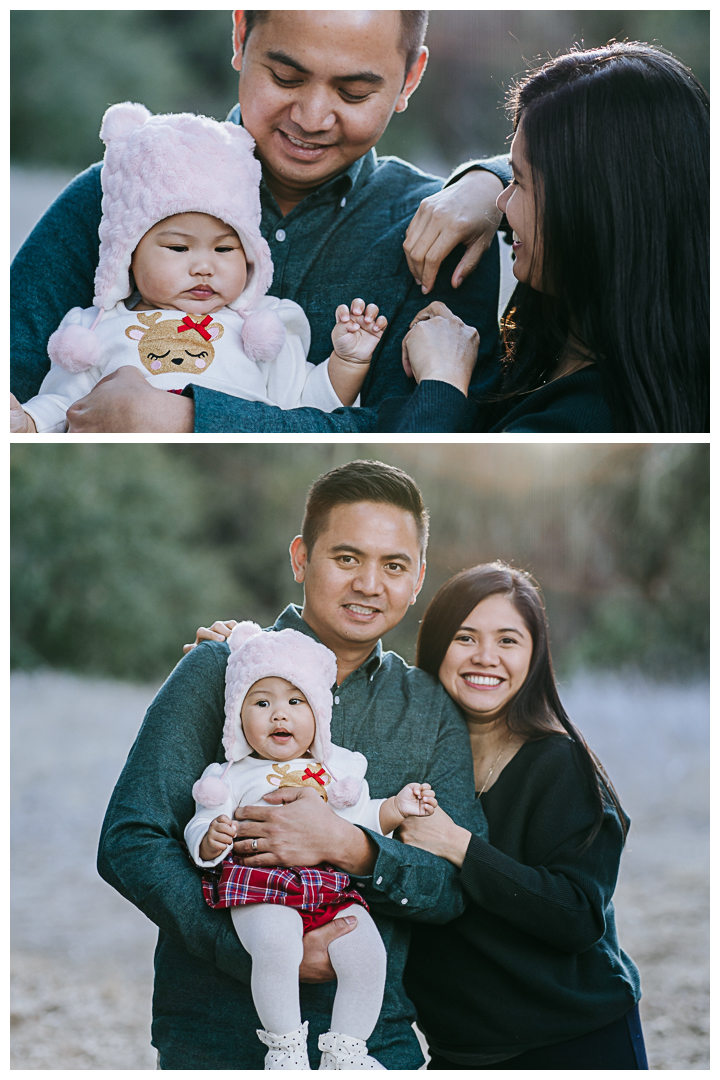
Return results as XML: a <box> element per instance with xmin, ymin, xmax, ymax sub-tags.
<box><xmin>266</xmin><ymin>762</ymin><xmax>330</xmax><ymax>802</ymax></box>
<box><xmin>125</xmin><ymin>311</ymin><xmax>224</xmax><ymax>375</ymax></box>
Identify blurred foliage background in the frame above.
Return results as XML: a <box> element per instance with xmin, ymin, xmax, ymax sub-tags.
<box><xmin>11</xmin><ymin>9</ymin><xmax>709</xmax><ymax>173</ymax></box>
<box><xmin>11</xmin><ymin>443</ymin><xmax>709</xmax><ymax>683</ymax></box>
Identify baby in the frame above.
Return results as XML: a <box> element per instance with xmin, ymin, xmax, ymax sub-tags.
<box><xmin>185</xmin><ymin>623</ymin><xmax>436</xmax><ymax>1070</ymax></box>
<box><xmin>11</xmin><ymin>103</ymin><xmax>386</xmax><ymax>433</ymax></box>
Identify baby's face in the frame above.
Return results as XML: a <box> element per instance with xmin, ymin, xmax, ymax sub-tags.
<box><xmin>241</xmin><ymin>677</ymin><xmax>316</xmax><ymax>761</ymax></box>
<box><xmin>130</xmin><ymin>212</ymin><xmax>248</xmax><ymax>314</ymax></box>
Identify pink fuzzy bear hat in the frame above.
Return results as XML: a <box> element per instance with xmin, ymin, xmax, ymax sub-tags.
<box><xmin>48</xmin><ymin>102</ymin><xmax>285</xmax><ymax>373</ymax></box>
<box><xmin>192</xmin><ymin>622</ymin><xmax>364</xmax><ymax>811</ymax></box>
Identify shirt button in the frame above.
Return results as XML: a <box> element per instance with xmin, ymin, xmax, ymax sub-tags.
<box><xmin>334</xmin><ymin>696</ymin><xmax>340</xmax><ymax>705</ymax></box>
<box><xmin>275</xmin><ymin>229</ymin><xmax>286</xmax><ymax>242</ymax></box>
<box><xmin>340</xmin><ymin>197</ymin><xmax>347</xmax><ymax>208</ymax></box>
<box><xmin>376</xmin><ymin>876</ymin><xmax>383</xmax><ymax>885</ymax></box>
<box><xmin>401</xmin><ymin>898</ymin><xmax>408</xmax><ymax>905</ymax></box>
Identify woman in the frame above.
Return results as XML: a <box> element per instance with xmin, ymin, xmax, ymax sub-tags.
<box><xmin>400</xmin><ymin>562</ymin><xmax>646</xmax><ymax>1069</ymax></box>
<box><xmin>381</xmin><ymin>42</ymin><xmax>709</xmax><ymax>433</ymax></box>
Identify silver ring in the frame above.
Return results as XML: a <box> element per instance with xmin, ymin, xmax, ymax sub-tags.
<box><xmin>251</xmin><ymin>838</ymin><xmax>258</xmax><ymax>852</ymax></box>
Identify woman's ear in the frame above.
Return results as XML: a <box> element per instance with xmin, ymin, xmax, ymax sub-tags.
<box><xmin>232</xmin><ymin>10</ymin><xmax>248</xmax><ymax>73</ymax></box>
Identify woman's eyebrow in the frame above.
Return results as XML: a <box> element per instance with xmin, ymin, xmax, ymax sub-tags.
<box><xmin>509</xmin><ymin>157</ymin><xmax>523</xmax><ymax>179</ymax></box>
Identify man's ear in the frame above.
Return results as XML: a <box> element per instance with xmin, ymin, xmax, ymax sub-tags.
<box><xmin>231</xmin><ymin>10</ymin><xmax>247</xmax><ymax>73</ymax></box>
<box><xmin>289</xmin><ymin>535</ymin><xmax>308</xmax><ymax>584</ymax></box>
<box><xmin>409</xmin><ymin>560</ymin><xmax>427</xmax><ymax>606</ymax></box>
<box><xmin>394</xmin><ymin>47</ymin><xmax>429</xmax><ymax>114</ymax></box>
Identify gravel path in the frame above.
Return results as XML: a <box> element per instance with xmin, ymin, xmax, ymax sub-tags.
<box><xmin>11</xmin><ymin>670</ymin><xmax>708</xmax><ymax>1069</ymax></box>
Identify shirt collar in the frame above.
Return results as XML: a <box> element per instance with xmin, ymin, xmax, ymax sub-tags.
<box><xmin>226</xmin><ymin>103</ymin><xmax>376</xmax><ymax>201</ymax></box>
<box><xmin>273</xmin><ymin>604</ymin><xmax>383</xmax><ymax>678</ymax></box>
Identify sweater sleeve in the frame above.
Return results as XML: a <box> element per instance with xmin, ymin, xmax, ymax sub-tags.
<box><xmin>458</xmin><ymin>748</ymin><xmax>625</xmax><ymax>953</ymax></box>
<box><xmin>97</xmin><ymin>642</ymin><xmax>253</xmax><ymax>986</ymax></box>
<box><xmin>444</xmin><ymin>155</ymin><xmax>513</xmax><ymax>192</ymax></box>
<box><xmin>11</xmin><ymin>164</ymin><xmax>103</xmax><ymax>401</ymax></box>
<box><xmin>350</xmin><ymin>697</ymin><xmax>481</xmax><ymax>924</ymax></box>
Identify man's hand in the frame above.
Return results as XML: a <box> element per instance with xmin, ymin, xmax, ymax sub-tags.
<box><xmin>401</xmin><ymin>301</ymin><xmax>479</xmax><ymax>395</ymax></box>
<box><xmin>403</xmin><ymin>169</ymin><xmax>504</xmax><ymax>294</ymax></box>
<box><xmin>298</xmin><ymin>915</ymin><xmax>358</xmax><ymax>983</ymax></box>
<box><xmin>233</xmin><ymin>788</ymin><xmax>376</xmax><ymax>875</ymax></box>
<box><xmin>10</xmin><ymin>393</ymin><xmax>36</xmax><ymax>433</ymax></box>
<box><xmin>183</xmin><ymin>620</ymin><xmax>238</xmax><ymax>654</ymax></box>
<box><xmin>198</xmin><ymin>814</ymin><xmax>236</xmax><ymax>862</ymax></box>
<box><xmin>66</xmin><ymin>366</ymin><xmax>195</xmax><ymax>432</ymax></box>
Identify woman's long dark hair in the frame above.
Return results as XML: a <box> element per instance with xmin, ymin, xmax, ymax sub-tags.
<box><xmin>500</xmin><ymin>42</ymin><xmax>709</xmax><ymax>433</ymax></box>
<box><xmin>416</xmin><ymin>562</ymin><xmax>627</xmax><ymax>850</ymax></box>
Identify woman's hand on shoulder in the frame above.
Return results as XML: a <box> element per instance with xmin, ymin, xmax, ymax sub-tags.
<box><xmin>182</xmin><ymin>620</ymin><xmax>238</xmax><ymax>654</ymax></box>
<box><xmin>401</xmin><ymin>301</ymin><xmax>479</xmax><ymax>396</ymax></box>
<box><xmin>396</xmin><ymin>803</ymin><xmax>473</xmax><ymax>869</ymax></box>
<box><xmin>403</xmin><ymin>169</ymin><xmax>504</xmax><ymax>293</ymax></box>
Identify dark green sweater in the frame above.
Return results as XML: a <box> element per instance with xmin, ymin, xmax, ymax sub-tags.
<box><xmin>403</xmin><ymin>735</ymin><xmax>640</xmax><ymax>1065</ymax></box>
<box><xmin>97</xmin><ymin>605</ymin><xmax>483</xmax><ymax>1069</ymax></box>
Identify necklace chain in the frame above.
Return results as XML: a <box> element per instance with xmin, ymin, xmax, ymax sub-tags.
<box><xmin>476</xmin><ymin>731</ymin><xmax>514</xmax><ymax>797</ymax></box>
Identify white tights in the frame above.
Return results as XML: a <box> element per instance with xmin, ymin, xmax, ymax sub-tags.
<box><xmin>231</xmin><ymin>903</ymin><xmax>386</xmax><ymax>1039</ymax></box>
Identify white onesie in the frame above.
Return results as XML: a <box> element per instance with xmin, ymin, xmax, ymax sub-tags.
<box><xmin>23</xmin><ymin>295</ymin><xmax>349</xmax><ymax>433</ymax></box>
<box><xmin>185</xmin><ymin>748</ymin><xmax>388</xmax><ymax>1044</ymax></box>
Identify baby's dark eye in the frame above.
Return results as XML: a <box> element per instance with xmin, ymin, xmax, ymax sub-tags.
<box><xmin>147</xmin><ymin>350</ymin><xmax>170</xmax><ymax>360</ymax></box>
<box><xmin>185</xmin><ymin>350</ymin><xmax>209</xmax><ymax>358</ymax></box>
<box><xmin>289</xmin><ymin>697</ymin><xmax>305</xmax><ymax>706</ymax></box>
<box><xmin>167</xmin><ymin>245</ymin><xmax>188</xmax><ymax>252</ymax></box>
<box><xmin>215</xmin><ymin>246</ymin><xmax>236</xmax><ymax>253</ymax></box>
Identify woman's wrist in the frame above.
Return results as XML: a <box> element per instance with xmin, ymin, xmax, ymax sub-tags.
<box><xmin>415</xmin><ymin>370</ymin><xmax>471</xmax><ymax>397</ymax></box>
<box><xmin>444</xmin><ymin>825</ymin><xmax>473</xmax><ymax>868</ymax></box>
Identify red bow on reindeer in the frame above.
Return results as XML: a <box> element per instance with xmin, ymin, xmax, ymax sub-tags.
<box><xmin>178</xmin><ymin>315</ymin><xmax>213</xmax><ymax>341</ymax></box>
<box><xmin>302</xmin><ymin>766</ymin><xmax>327</xmax><ymax>786</ymax></box>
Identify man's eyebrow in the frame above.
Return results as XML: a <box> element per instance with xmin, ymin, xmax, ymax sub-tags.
<box><xmin>266</xmin><ymin>49</ymin><xmax>384</xmax><ymax>85</ymax></box>
<box><xmin>266</xmin><ymin>49</ymin><xmax>311</xmax><ymax>75</ymax></box>
<box><xmin>328</xmin><ymin>543</ymin><xmax>413</xmax><ymax>565</ymax></box>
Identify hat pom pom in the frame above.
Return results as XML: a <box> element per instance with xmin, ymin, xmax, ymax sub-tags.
<box><xmin>327</xmin><ymin>776</ymin><xmax>363</xmax><ymax>808</ymax></box>
<box><xmin>47</xmin><ymin>324</ymin><xmax>102</xmax><ymax>373</ymax></box>
<box><xmin>192</xmin><ymin>775</ymin><xmax>230</xmax><ymax>810</ymax></box>
<box><xmin>241</xmin><ymin>309</ymin><xmax>286</xmax><ymax>363</ymax></box>
<box><xmin>100</xmin><ymin>101</ymin><xmax>152</xmax><ymax>143</ymax></box>
<box><xmin>227</xmin><ymin>621</ymin><xmax>264</xmax><ymax>652</ymax></box>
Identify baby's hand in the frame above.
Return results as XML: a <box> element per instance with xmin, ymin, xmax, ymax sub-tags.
<box><xmin>10</xmin><ymin>393</ymin><xmax>36</xmax><ymax>433</ymax></box>
<box><xmin>199</xmin><ymin>814</ymin><xmax>236</xmax><ymax>861</ymax></box>
<box><xmin>395</xmin><ymin>782</ymin><xmax>437</xmax><ymax>819</ymax></box>
<box><xmin>331</xmin><ymin>299</ymin><xmax>388</xmax><ymax>365</ymax></box>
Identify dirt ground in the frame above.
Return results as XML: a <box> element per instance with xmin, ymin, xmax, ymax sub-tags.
<box><xmin>11</xmin><ymin>670</ymin><xmax>709</xmax><ymax>1070</ymax></box>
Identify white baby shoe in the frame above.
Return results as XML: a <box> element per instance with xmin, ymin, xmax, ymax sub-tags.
<box><xmin>318</xmin><ymin>1031</ymin><xmax>386</xmax><ymax>1070</ymax></box>
<box><xmin>256</xmin><ymin>1020</ymin><xmax>310</xmax><ymax>1069</ymax></box>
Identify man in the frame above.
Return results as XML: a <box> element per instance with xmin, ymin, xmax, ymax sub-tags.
<box><xmin>11</xmin><ymin>10</ymin><xmax>509</xmax><ymax>432</ymax></box>
<box><xmin>97</xmin><ymin>460</ymin><xmax>484</xmax><ymax>1068</ymax></box>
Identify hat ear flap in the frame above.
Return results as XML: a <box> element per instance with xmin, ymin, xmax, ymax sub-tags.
<box><xmin>100</xmin><ymin>101</ymin><xmax>152</xmax><ymax>144</ymax></box>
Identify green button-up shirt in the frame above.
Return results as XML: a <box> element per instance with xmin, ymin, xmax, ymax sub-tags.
<box><xmin>97</xmin><ymin>604</ymin><xmax>486</xmax><ymax>1069</ymax></box>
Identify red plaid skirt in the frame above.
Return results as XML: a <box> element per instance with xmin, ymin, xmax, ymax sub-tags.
<box><xmin>202</xmin><ymin>857</ymin><xmax>369</xmax><ymax>934</ymax></box>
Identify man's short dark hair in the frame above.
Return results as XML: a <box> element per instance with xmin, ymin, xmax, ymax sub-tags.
<box><xmin>302</xmin><ymin>460</ymin><xmax>429</xmax><ymax>560</ymax></box>
<box><xmin>241</xmin><ymin>11</ymin><xmax>429</xmax><ymax>78</ymax></box>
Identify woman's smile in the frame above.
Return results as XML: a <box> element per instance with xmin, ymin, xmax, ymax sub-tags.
<box><xmin>438</xmin><ymin>593</ymin><xmax>533</xmax><ymax>724</ymax></box>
